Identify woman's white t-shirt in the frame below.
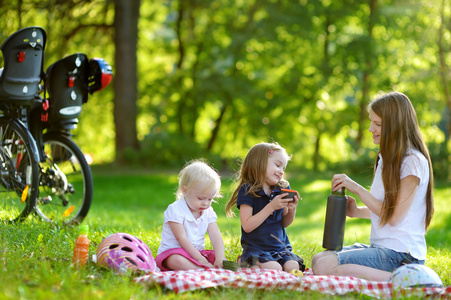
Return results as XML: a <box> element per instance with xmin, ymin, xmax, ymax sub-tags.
<box><xmin>157</xmin><ymin>198</ymin><xmax>217</xmax><ymax>255</ymax></box>
<box><xmin>369</xmin><ymin>149</ymin><xmax>430</xmax><ymax>260</ymax></box>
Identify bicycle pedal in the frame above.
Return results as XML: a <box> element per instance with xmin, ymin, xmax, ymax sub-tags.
<box><xmin>66</xmin><ymin>184</ymin><xmax>74</xmax><ymax>194</ymax></box>
<box><xmin>39</xmin><ymin>196</ymin><xmax>52</xmax><ymax>205</ymax></box>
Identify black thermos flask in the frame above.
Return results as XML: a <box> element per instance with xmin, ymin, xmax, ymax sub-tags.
<box><xmin>322</xmin><ymin>187</ymin><xmax>347</xmax><ymax>251</ymax></box>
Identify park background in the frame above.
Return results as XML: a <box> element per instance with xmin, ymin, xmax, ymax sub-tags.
<box><xmin>0</xmin><ymin>0</ymin><xmax>449</xmax><ymax>178</ymax></box>
<box><xmin>0</xmin><ymin>0</ymin><xmax>450</xmax><ymax>299</ymax></box>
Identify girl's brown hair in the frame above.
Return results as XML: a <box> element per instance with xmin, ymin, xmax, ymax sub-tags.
<box><xmin>225</xmin><ymin>142</ymin><xmax>290</xmax><ymax>217</ymax></box>
<box><xmin>370</xmin><ymin>91</ymin><xmax>434</xmax><ymax>229</ymax></box>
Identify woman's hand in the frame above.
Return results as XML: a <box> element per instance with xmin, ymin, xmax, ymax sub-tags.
<box><xmin>331</xmin><ymin>174</ymin><xmax>372</xmax><ymax>219</ymax></box>
<box><xmin>332</xmin><ymin>174</ymin><xmax>363</xmax><ymax>195</ymax></box>
<box><xmin>346</xmin><ymin>195</ymin><xmax>358</xmax><ymax>218</ymax></box>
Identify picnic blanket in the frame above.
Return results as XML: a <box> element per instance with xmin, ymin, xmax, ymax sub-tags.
<box><xmin>135</xmin><ymin>268</ymin><xmax>451</xmax><ymax>298</ymax></box>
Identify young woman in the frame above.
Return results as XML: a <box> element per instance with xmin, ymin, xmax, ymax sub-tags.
<box><xmin>155</xmin><ymin>160</ymin><xmax>225</xmax><ymax>270</ymax></box>
<box><xmin>312</xmin><ymin>91</ymin><xmax>434</xmax><ymax>281</ymax></box>
<box><xmin>226</xmin><ymin>142</ymin><xmax>305</xmax><ymax>272</ymax></box>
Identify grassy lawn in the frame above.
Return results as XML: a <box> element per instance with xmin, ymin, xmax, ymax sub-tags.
<box><xmin>0</xmin><ymin>165</ymin><xmax>449</xmax><ymax>299</ymax></box>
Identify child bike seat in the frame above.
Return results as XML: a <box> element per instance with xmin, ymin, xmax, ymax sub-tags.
<box><xmin>0</xmin><ymin>26</ymin><xmax>46</xmax><ymax>107</ymax></box>
<box><xmin>45</xmin><ymin>53</ymin><xmax>89</xmax><ymax>127</ymax></box>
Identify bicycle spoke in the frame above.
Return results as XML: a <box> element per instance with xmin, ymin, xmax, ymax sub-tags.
<box><xmin>0</xmin><ymin>119</ymin><xmax>39</xmax><ymax>222</ymax></box>
<box><xmin>35</xmin><ymin>134</ymin><xmax>92</xmax><ymax>224</ymax></box>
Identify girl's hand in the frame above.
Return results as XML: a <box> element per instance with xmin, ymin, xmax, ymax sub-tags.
<box><xmin>214</xmin><ymin>258</ymin><xmax>224</xmax><ymax>268</ymax></box>
<box><xmin>282</xmin><ymin>192</ymin><xmax>299</xmax><ymax>227</ymax></box>
<box><xmin>198</xmin><ymin>256</ymin><xmax>214</xmax><ymax>268</ymax></box>
<box><xmin>288</xmin><ymin>192</ymin><xmax>301</xmax><ymax>208</ymax></box>
<box><xmin>170</xmin><ymin>221</ymin><xmax>216</xmax><ymax>268</ymax></box>
<box><xmin>270</xmin><ymin>194</ymin><xmax>290</xmax><ymax>211</ymax></box>
<box><xmin>207</xmin><ymin>222</ymin><xmax>225</xmax><ymax>268</ymax></box>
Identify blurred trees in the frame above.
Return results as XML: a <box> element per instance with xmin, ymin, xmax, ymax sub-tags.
<box><xmin>0</xmin><ymin>0</ymin><xmax>449</xmax><ymax>179</ymax></box>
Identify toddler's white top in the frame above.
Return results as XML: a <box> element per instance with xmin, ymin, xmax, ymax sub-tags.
<box><xmin>157</xmin><ymin>198</ymin><xmax>217</xmax><ymax>255</ymax></box>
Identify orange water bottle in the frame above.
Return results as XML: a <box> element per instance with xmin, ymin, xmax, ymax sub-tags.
<box><xmin>72</xmin><ymin>224</ymin><xmax>89</xmax><ymax>268</ymax></box>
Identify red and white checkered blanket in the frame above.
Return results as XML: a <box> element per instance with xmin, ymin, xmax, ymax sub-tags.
<box><xmin>134</xmin><ymin>268</ymin><xmax>451</xmax><ymax>298</ymax></box>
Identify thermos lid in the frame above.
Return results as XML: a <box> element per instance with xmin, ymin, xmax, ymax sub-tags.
<box><xmin>331</xmin><ymin>187</ymin><xmax>346</xmax><ymax>196</ymax></box>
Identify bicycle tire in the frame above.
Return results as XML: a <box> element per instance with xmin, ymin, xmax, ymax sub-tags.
<box><xmin>35</xmin><ymin>133</ymin><xmax>93</xmax><ymax>225</ymax></box>
<box><xmin>0</xmin><ymin>117</ymin><xmax>40</xmax><ymax>222</ymax></box>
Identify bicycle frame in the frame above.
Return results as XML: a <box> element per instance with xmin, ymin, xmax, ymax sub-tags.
<box><xmin>0</xmin><ymin>110</ymin><xmax>40</xmax><ymax>164</ymax></box>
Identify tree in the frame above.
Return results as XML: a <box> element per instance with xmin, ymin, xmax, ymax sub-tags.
<box><xmin>439</xmin><ymin>0</ymin><xmax>451</xmax><ymax>137</ymax></box>
<box><xmin>356</xmin><ymin>0</ymin><xmax>377</xmax><ymax>149</ymax></box>
<box><xmin>1</xmin><ymin>0</ymin><xmax>449</xmax><ymax>177</ymax></box>
<box><xmin>438</xmin><ymin>0</ymin><xmax>451</xmax><ymax>179</ymax></box>
<box><xmin>113</xmin><ymin>0</ymin><xmax>141</xmax><ymax>162</ymax></box>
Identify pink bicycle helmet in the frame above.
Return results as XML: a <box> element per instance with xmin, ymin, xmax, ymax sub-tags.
<box><xmin>96</xmin><ymin>233</ymin><xmax>156</xmax><ymax>273</ymax></box>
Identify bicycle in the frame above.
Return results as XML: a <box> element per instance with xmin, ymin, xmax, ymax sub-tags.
<box><xmin>0</xmin><ymin>26</ymin><xmax>45</xmax><ymax>223</ymax></box>
<box><xmin>33</xmin><ymin>52</ymin><xmax>112</xmax><ymax>224</ymax></box>
<box><xmin>0</xmin><ymin>26</ymin><xmax>112</xmax><ymax>224</ymax></box>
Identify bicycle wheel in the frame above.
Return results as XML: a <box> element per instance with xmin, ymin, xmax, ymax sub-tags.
<box><xmin>0</xmin><ymin>118</ymin><xmax>40</xmax><ymax>222</ymax></box>
<box><xmin>35</xmin><ymin>133</ymin><xmax>93</xmax><ymax>224</ymax></box>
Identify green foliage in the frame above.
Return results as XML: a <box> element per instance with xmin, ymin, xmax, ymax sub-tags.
<box><xmin>0</xmin><ymin>169</ymin><xmax>450</xmax><ymax>299</ymax></box>
<box><xmin>0</xmin><ymin>0</ymin><xmax>449</xmax><ymax>175</ymax></box>
<box><xmin>126</xmin><ymin>130</ymin><xmax>224</xmax><ymax>168</ymax></box>
<box><xmin>428</xmin><ymin>141</ymin><xmax>450</xmax><ymax>180</ymax></box>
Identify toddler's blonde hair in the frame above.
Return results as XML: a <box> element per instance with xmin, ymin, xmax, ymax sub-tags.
<box><xmin>176</xmin><ymin>160</ymin><xmax>222</xmax><ymax>200</ymax></box>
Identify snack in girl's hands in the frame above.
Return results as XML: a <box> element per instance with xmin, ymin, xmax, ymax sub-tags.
<box><xmin>280</xmin><ymin>189</ymin><xmax>298</xmax><ymax>202</ymax></box>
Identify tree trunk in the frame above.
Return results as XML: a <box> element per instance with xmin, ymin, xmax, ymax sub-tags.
<box><xmin>438</xmin><ymin>0</ymin><xmax>451</xmax><ymax>180</ymax></box>
<box><xmin>439</xmin><ymin>0</ymin><xmax>451</xmax><ymax>137</ymax></box>
<box><xmin>356</xmin><ymin>0</ymin><xmax>377</xmax><ymax>148</ymax></box>
<box><xmin>313</xmin><ymin>130</ymin><xmax>321</xmax><ymax>171</ymax></box>
<box><xmin>113</xmin><ymin>0</ymin><xmax>140</xmax><ymax>162</ymax></box>
<box><xmin>207</xmin><ymin>103</ymin><xmax>228</xmax><ymax>152</ymax></box>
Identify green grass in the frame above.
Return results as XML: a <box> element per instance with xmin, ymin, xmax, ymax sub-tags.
<box><xmin>0</xmin><ymin>166</ymin><xmax>449</xmax><ymax>299</ymax></box>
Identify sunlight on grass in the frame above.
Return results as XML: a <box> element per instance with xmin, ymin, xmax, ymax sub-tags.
<box><xmin>1</xmin><ymin>170</ymin><xmax>450</xmax><ymax>300</ymax></box>
<box><xmin>425</xmin><ymin>184</ymin><xmax>451</xmax><ymax>249</ymax></box>
<box><xmin>302</xmin><ymin>179</ymin><xmax>331</xmax><ymax>193</ymax></box>
<box><xmin>427</xmin><ymin>247</ymin><xmax>451</xmax><ymax>284</ymax></box>
<box><xmin>429</xmin><ymin>185</ymin><xmax>451</xmax><ymax>228</ymax></box>
<box><xmin>304</xmin><ymin>209</ymin><xmax>327</xmax><ymax>229</ymax></box>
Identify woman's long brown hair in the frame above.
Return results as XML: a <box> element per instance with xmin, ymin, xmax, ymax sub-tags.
<box><xmin>225</xmin><ymin>142</ymin><xmax>289</xmax><ymax>217</ymax></box>
<box><xmin>370</xmin><ymin>92</ymin><xmax>434</xmax><ymax>229</ymax></box>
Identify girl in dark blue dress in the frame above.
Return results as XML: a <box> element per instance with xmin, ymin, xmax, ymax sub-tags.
<box><xmin>226</xmin><ymin>142</ymin><xmax>305</xmax><ymax>272</ymax></box>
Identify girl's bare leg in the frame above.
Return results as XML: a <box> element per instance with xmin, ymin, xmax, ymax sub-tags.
<box><xmin>258</xmin><ymin>260</ymin><xmax>282</xmax><ymax>271</ymax></box>
<box><xmin>283</xmin><ymin>259</ymin><xmax>299</xmax><ymax>272</ymax></box>
<box><xmin>312</xmin><ymin>251</ymin><xmax>391</xmax><ymax>281</ymax></box>
<box><xmin>164</xmin><ymin>254</ymin><xmax>204</xmax><ymax>270</ymax></box>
